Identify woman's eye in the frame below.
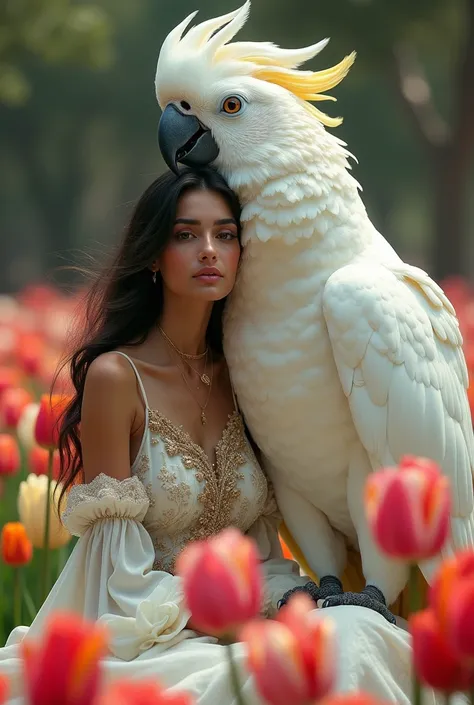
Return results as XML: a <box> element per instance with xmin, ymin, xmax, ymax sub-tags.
<box><xmin>217</xmin><ymin>231</ymin><xmax>237</xmax><ymax>240</ymax></box>
<box><xmin>175</xmin><ymin>231</ymin><xmax>194</xmax><ymax>240</ymax></box>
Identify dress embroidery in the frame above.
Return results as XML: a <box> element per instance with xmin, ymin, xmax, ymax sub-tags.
<box><xmin>134</xmin><ymin>453</ymin><xmax>156</xmax><ymax>508</ymax></box>
<box><xmin>122</xmin><ymin>405</ymin><xmax>268</xmax><ymax>573</ymax></box>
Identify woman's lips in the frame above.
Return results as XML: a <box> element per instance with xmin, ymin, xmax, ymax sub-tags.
<box><xmin>194</xmin><ymin>273</ymin><xmax>222</xmax><ymax>282</ymax></box>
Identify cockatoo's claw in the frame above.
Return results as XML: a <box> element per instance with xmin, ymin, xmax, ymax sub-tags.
<box><xmin>321</xmin><ymin>585</ymin><xmax>396</xmax><ymax>624</ymax></box>
<box><xmin>277</xmin><ymin>575</ymin><xmax>343</xmax><ymax>610</ymax></box>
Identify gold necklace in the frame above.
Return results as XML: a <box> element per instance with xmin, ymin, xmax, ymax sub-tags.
<box><xmin>180</xmin><ymin>352</ymin><xmax>211</xmax><ymax>387</ymax></box>
<box><xmin>179</xmin><ymin>353</ymin><xmax>213</xmax><ymax>425</ymax></box>
<box><xmin>159</xmin><ymin>327</ymin><xmax>210</xmax><ymax>386</ymax></box>
<box><xmin>161</xmin><ymin>332</ymin><xmax>214</xmax><ymax>425</ymax></box>
<box><xmin>159</xmin><ymin>326</ymin><xmax>208</xmax><ymax>360</ymax></box>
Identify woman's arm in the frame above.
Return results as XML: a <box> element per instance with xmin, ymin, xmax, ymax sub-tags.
<box><xmin>81</xmin><ymin>352</ymin><xmax>139</xmax><ymax>483</ymax></box>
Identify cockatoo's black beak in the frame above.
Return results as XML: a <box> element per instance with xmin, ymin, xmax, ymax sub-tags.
<box><xmin>158</xmin><ymin>104</ymin><xmax>219</xmax><ymax>174</ymax></box>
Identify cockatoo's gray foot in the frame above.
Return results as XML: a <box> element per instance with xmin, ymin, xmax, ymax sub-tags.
<box><xmin>321</xmin><ymin>585</ymin><xmax>396</xmax><ymax>624</ymax></box>
<box><xmin>277</xmin><ymin>575</ymin><xmax>343</xmax><ymax>609</ymax></box>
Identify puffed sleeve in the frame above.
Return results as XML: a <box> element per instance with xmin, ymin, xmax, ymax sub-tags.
<box><xmin>246</xmin><ymin>482</ymin><xmax>308</xmax><ymax>618</ymax></box>
<box><xmin>28</xmin><ymin>474</ymin><xmax>191</xmax><ymax>661</ymax></box>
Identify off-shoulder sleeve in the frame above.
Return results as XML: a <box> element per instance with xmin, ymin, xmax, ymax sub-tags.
<box><xmin>246</xmin><ymin>482</ymin><xmax>308</xmax><ymax>618</ymax></box>
<box><xmin>29</xmin><ymin>474</ymin><xmax>192</xmax><ymax>661</ymax></box>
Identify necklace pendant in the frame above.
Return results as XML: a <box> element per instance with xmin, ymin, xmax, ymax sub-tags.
<box><xmin>201</xmin><ymin>410</ymin><xmax>207</xmax><ymax>425</ymax></box>
<box><xmin>201</xmin><ymin>373</ymin><xmax>211</xmax><ymax>386</ymax></box>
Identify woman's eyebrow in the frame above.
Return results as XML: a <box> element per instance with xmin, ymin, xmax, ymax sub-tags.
<box><xmin>174</xmin><ymin>218</ymin><xmax>237</xmax><ymax>225</ymax></box>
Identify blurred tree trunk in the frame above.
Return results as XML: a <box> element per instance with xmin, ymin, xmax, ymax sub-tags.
<box><xmin>392</xmin><ymin>0</ymin><xmax>474</xmax><ymax>280</ymax></box>
<box><xmin>9</xmin><ymin>110</ymin><xmax>86</xmax><ymax>279</ymax></box>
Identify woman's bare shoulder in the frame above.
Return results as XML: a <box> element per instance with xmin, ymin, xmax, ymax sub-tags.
<box><xmin>86</xmin><ymin>351</ymin><xmax>136</xmax><ymax>386</ymax></box>
<box><xmin>81</xmin><ymin>352</ymin><xmax>139</xmax><ymax>483</ymax></box>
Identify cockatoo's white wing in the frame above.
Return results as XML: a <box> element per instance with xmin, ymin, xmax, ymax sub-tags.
<box><xmin>322</xmin><ymin>261</ymin><xmax>474</xmax><ymax>571</ymax></box>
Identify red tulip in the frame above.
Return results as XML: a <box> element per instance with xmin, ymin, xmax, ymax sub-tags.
<box><xmin>0</xmin><ymin>675</ymin><xmax>8</xmax><ymax>705</ymax></box>
<box><xmin>443</xmin><ymin>579</ymin><xmax>474</xmax><ymax>662</ymax></box>
<box><xmin>0</xmin><ymin>366</ymin><xmax>21</xmax><ymax>398</ymax></box>
<box><xmin>16</xmin><ymin>333</ymin><xmax>45</xmax><ymax>377</ymax></box>
<box><xmin>21</xmin><ymin>611</ymin><xmax>107</xmax><ymax>705</ymax></box>
<box><xmin>240</xmin><ymin>594</ymin><xmax>336</xmax><ymax>705</ymax></box>
<box><xmin>176</xmin><ymin>527</ymin><xmax>262</xmax><ymax>636</ymax></box>
<box><xmin>319</xmin><ymin>696</ymin><xmax>390</xmax><ymax>705</ymax></box>
<box><xmin>98</xmin><ymin>680</ymin><xmax>194</xmax><ymax>705</ymax></box>
<box><xmin>0</xmin><ymin>434</ymin><xmax>20</xmax><ymax>476</ymax></box>
<box><xmin>1</xmin><ymin>387</ymin><xmax>33</xmax><ymax>430</ymax></box>
<box><xmin>1</xmin><ymin>522</ymin><xmax>33</xmax><ymax>567</ymax></box>
<box><xmin>430</xmin><ymin>550</ymin><xmax>474</xmax><ymax>629</ymax></box>
<box><xmin>410</xmin><ymin>608</ymin><xmax>474</xmax><ymax>690</ymax></box>
<box><xmin>365</xmin><ymin>455</ymin><xmax>450</xmax><ymax>561</ymax></box>
<box><xmin>34</xmin><ymin>394</ymin><xmax>71</xmax><ymax>449</ymax></box>
<box><xmin>29</xmin><ymin>445</ymin><xmax>61</xmax><ymax>481</ymax></box>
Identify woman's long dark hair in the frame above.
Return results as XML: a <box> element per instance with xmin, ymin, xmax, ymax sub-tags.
<box><xmin>57</xmin><ymin>166</ymin><xmax>241</xmax><ymax>504</ymax></box>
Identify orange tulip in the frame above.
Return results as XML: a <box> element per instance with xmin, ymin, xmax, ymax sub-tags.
<box><xmin>29</xmin><ymin>445</ymin><xmax>61</xmax><ymax>481</ymax></box>
<box><xmin>0</xmin><ymin>433</ymin><xmax>20</xmax><ymax>476</ymax></box>
<box><xmin>34</xmin><ymin>394</ymin><xmax>71</xmax><ymax>449</ymax></box>
<box><xmin>98</xmin><ymin>680</ymin><xmax>194</xmax><ymax>705</ymax></box>
<box><xmin>1</xmin><ymin>522</ymin><xmax>33</xmax><ymax>566</ymax></box>
<box><xmin>0</xmin><ymin>675</ymin><xmax>8</xmax><ymax>705</ymax></box>
<box><xmin>365</xmin><ymin>455</ymin><xmax>450</xmax><ymax>561</ymax></box>
<box><xmin>410</xmin><ymin>608</ymin><xmax>474</xmax><ymax>691</ymax></box>
<box><xmin>1</xmin><ymin>387</ymin><xmax>33</xmax><ymax>430</ymax></box>
<box><xmin>240</xmin><ymin>594</ymin><xmax>336</xmax><ymax>705</ymax></box>
<box><xmin>176</xmin><ymin>527</ymin><xmax>262</xmax><ymax>636</ymax></box>
<box><xmin>21</xmin><ymin>611</ymin><xmax>108</xmax><ymax>705</ymax></box>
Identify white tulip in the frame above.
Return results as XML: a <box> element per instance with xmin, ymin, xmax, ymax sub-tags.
<box><xmin>18</xmin><ymin>473</ymin><xmax>71</xmax><ymax>549</ymax></box>
<box><xmin>17</xmin><ymin>402</ymin><xmax>40</xmax><ymax>451</ymax></box>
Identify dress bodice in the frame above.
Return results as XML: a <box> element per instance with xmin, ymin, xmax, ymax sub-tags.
<box><xmin>117</xmin><ymin>353</ymin><xmax>269</xmax><ymax>573</ymax></box>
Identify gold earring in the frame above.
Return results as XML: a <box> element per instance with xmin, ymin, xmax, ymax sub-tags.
<box><xmin>152</xmin><ymin>270</ymin><xmax>157</xmax><ymax>284</ymax></box>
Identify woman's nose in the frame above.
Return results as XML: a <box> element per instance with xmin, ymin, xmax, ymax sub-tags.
<box><xmin>198</xmin><ymin>236</ymin><xmax>218</xmax><ymax>262</ymax></box>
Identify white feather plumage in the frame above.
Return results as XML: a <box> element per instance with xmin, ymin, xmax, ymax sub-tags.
<box><xmin>156</xmin><ymin>2</ymin><xmax>474</xmax><ymax>605</ymax></box>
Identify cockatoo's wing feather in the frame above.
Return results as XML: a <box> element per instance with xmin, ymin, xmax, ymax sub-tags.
<box><xmin>322</xmin><ymin>261</ymin><xmax>474</xmax><ymax>576</ymax></box>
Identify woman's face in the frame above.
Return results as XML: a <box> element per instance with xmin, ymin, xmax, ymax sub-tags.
<box><xmin>158</xmin><ymin>188</ymin><xmax>241</xmax><ymax>303</ymax></box>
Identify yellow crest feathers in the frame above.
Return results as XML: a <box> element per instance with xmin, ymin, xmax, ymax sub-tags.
<box><xmin>157</xmin><ymin>1</ymin><xmax>355</xmax><ymax>127</ymax></box>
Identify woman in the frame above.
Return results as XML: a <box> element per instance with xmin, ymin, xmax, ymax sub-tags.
<box><xmin>0</xmin><ymin>167</ymin><xmax>434</xmax><ymax>705</ymax></box>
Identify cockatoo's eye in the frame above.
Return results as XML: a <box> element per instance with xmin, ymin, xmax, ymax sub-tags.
<box><xmin>180</xmin><ymin>100</ymin><xmax>191</xmax><ymax>112</ymax></box>
<box><xmin>221</xmin><ymin>96</ymin><xmax>245</xmax><ymax>115</ymax></box>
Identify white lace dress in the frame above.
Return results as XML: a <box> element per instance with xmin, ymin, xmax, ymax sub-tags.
<box><xmin>0</xmin><ymin>354</ymin><xmax>442</xmax><ymax>704</ymax></box>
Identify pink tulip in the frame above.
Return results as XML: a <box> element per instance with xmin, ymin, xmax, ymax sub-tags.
<box><xmin>364</xmin><ymin>455</ymin><xmax>451</xmax><ymax>561</ymax></box>
<box><xmin>175</xmin><ymin>527</ymin><xmax>262</xmax><ymax>637</ymax></box>
<box><xmin>240</xmin><ymin>594</ymin><xmax>336</xmax><ymax>705</ymax></box>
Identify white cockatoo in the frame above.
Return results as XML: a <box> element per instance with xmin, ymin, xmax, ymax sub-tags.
<box><xmin>155</xmin><ymin>2</ymin><xmax>474</xmax><ymax>622</ymax></box>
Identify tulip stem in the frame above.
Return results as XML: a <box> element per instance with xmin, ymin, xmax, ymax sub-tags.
<box><xmin>41</xmin><ymin>449</ymin><xmax>53</xmax><ymax>603</ymax></box>
<box><xmin>23</xmin><ymin>582</ymin><xmax>37</xmax><ymax>623</ymax></box>
<box><xmin>469</xmin><ymin>688</ymin><xmax>474</xmax><ymax>705</ymax></box>
<box><xmin>13</xmin><ymin>568</ymin><xmax>21</xmax><ymax>626</ymax></box>
<box><xmin>226</xmin><ymin>644</ymin><xmax>248</xmax><ymax>705</ymax></box>
<box><xmin>409</xmin><ymin>563</ymin><xmax>423</xmax><ymax>705</ymax></box>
